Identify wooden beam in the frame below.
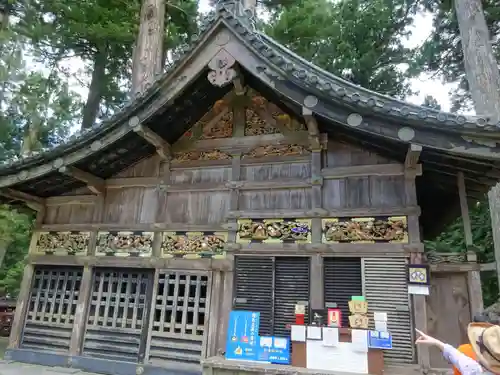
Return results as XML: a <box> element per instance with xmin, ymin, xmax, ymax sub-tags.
<box><xmin>322</xmin><ymin>164</ymin><xmax>422</xmax><ymax>179</ymax></box>
<box><xmin>45</xmin><ymin>195</ymin><xmax>98</xmax><ymax>206</ymax></box>
<box><xmin>405</xmin><ymin>144</ymin><xmax>422</xmax><ymax>169</ymax></box>
<box><xmin>232</xmin><ymin>65</ymin><xmax>245</xmax><ymax>95</ymax></box>
<box><xmin>480</xmin><ymin>262</ymin><xmax>497</xmax><ymax>271</ymax></box>
<box><xmin>0</xmin><ymin>188</ymin><xmax>45</xmax><ymax>211</ymax></box>
<box><xmin>302</xmin><ymin>106</ymin><xmax>321</xmax><ymax>150</ymax></box>
<box><xmin>129</xmin><ymin>117</ymin><xmax>172</xmax><ymax>161</ymax></box>
<box><xmin>458</xmin><ymin>172</ymin><xmax>474</xmax><ymax>247</ymax></box>
<box><xmin>58</xmin><ymin>166</ymin><xmax>105</xmax><ymax>194</ymax></box>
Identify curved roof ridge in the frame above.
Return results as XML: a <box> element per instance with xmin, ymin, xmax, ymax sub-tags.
<box><xmin>256</xmin><ymin>31</ymin><xmax>499</xmax><ymax>132</ymax></box>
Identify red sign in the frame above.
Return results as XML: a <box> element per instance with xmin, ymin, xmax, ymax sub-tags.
<box><xmin>327</xmin><ymin>308</ymin><xmax>342</xmax><ymax>327</ymax></box>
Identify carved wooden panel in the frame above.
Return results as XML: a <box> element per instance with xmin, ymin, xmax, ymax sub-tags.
<box><xmin>33</xmin><ymin>231</ymin><xmax>90</xmax><ymax>256</ymax></box>
<box><xmin>160</xmin><ymin>231</ymin><xmax>227</xmax><ymax>258</ymax></box>
<box><xmin>244</xmin><ymin>108</ymin><xmax>280</xmax><ymax>136</ymax></box>
<box><xmin>237</xmin><ymin>219</ymin><xmax>312</xmax><ymax>243</ymax></box>
<box><xmin>426</xmin><ymin>252</ymin><xmax>467</xmax><ymax>264</ymax></box>
<box><xmin>322</xmin><ymin>216</ymin><xmax>408</xmax><ymax>243</ymax></box>
<box><xmin>172</xmin><ymin>150</ymin><xmax>232</xmax><ymax>162</ymax></box>
<box><xmin>269</xmin><ymin>104</ymin><xmax>307</xmax><ymax>132</ymax></box>
<box><xmin>242</xmin><ymin>144</ymin><xmax>310</xmax><ymax>159</ymax></box>
<box><xmin>95</xmin><ymin>231</ymin><xmax>154</xmax><ymax>257</ymax></box>
<box><xmin>199</xmin><ymin>109</ymin><xmax>233</xmax><ymax>139</ymax></box>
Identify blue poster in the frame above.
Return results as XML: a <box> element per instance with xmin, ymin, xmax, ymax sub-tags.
<box><xmin>368</xmin><ymin>330</ymin><xmax>393</xmax><ymax>349</ymax></box>
<box><xmin>225</xmin><ymin>311</ymin><xmax>260</xmax><ymax>361</ymax></box>
<box><xmin>257</xmin><ymin>336</ymin><xmax>290</xmax><ymax>365</ymax></box>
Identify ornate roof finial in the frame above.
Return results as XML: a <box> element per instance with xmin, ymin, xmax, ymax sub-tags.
<box><xmin>214</xmin><ymin>0</ymin><xmax>257</xmax><ymax>28</ymax></box>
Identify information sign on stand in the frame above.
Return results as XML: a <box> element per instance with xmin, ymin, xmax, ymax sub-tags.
<box><xmin>225</xmin><ymin>311</ymin><xmax>260</xmax><ymax>361</ymax></box>
<box><xmin>257</xmin><ymin>336</ymin><xmax>290</xmax><ymax>364</ymax></box>
<box><xmin>368</xmin><ymin>330</ymin><xmax>393</xmax><ymax>349</ymax></box>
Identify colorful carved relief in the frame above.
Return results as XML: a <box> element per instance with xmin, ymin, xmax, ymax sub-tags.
<box><xmin>272</xmin><ymin>110</ymin><xmax>307</xmax><ymax>131</ymax></box>
<box><xmin>237</xmin><ymin>219</ymin><xmax>312</xmax><ymax>243</ymax></box>
<box><xmin>242</xmin><ymin>144</ymin><xmax>310</xmax><ymax>158</ymax></box>
<box><xmin>33</xmin><ymin>231</ymin><xmax>90</xmax><ymax>256</ymax></box>
<box><xmin>244</xmin><ymin>108</ymin><xmax>280</xmax><ymax>136</ymax></box>
<box><xmin>199</xmin><ymin>110</ymin><xmax>233</xmax><ymax>139</ymax></box>
<box><xmin>322</xmin><ymin>216</ymin><xmax>408</xmax><ymax>243</ymax></box>
<box><xmin>172</xmin><ymin>150</ymin><xmax>232</xmax><ymax>162</ymax></box>
<box><xmin>426</xmin><ymin>252</ymin><xmax>466</xmax><ymax>264</ymax></box>
<box><xmin>95</xmin><ymin>231</ymin><xmax>153</xmax><ymax>257</ymax></box>
<box><xmin>161</xmin><ymin>231</ymin><xmax>227</xmax><ymax>259</ymax></box>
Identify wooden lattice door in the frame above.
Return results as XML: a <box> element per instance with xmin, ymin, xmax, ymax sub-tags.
<box><xmin>20</xmin><ymin>266</ymin><xmax>83</xmax><ymax>353</ymax></box>
<box><xmin>145</xmin><ymin>270</ymin><xmax>211</xmax><ymax>372</ymax></box>
<box><xmin>82</xmin><ymin>268</ymin><xmax>154</xmax><ymax>362</ymax></box>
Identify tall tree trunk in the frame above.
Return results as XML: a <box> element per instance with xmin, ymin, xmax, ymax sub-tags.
<box><xmin>20</xmin><ymin>118</ymin><xmax>41</xmax><ymax>156</ymax></box>
<box><xmin>454</xmin><ymin>0</ymin><xmax>500</xmax><ymax>300</ymax></box>
<box><xmin>81</xmin><ymin>47</ymin><xmax>107</xmax><ymax>130</ymax></box>
<box><xmin>454</xmin><ymin>0</ymin><xmax>500</xmax><ymax>121</ymax></box>
<box><xmin>0</xmin><ymin>3</ymin><xmax>9</xmax><ymax>29</ymax></box>
<box><xmin>131</xmin><ymin>0</ymin><xmax>165</xmax><ymax>96</ymax></box>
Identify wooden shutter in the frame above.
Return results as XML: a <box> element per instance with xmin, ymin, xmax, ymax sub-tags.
<box><xmin>234</xmin><ymin>256</ymin><xmax>274</xmax><ymax>336</ymax></box>
<box><xmin>363</xmin><ymin>257</ymin><xmax>413</xmax><ymax>364</ymax></box>
<box><xmin>234</xmin><ymin>256</ymin><xmax>310</xmax><ymax>337</ymax></box>
<box><xmin>21</xmin><ymin>266</ymin><xmax>82</xmax><ymax>353</ymax></box>
<box><xmin>274</xmin><ymin>257</ymin><xmax>310</xmax><ymax>337</ymax></box>
<box><xmin>323</xmin><ymin>257</ymin><xmax>362</xmax><ymax>328</ymax></box>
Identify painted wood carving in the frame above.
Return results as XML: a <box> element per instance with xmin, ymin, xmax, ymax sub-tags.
<box><xmin>237</xmin><ymin>219</ymin><xmax>312</xmax><ymax>243</ymax></box>
<box><xmin>244</xmin><ymin>108</ymin><xmax>280</xmax><ymax>136</ymax></box>
<box><xmin>199</xmin><ymin>109</ymin><xmax>233</xmax><ymax>139</ymax></box>
<box><xmin>33</xmin><ymin>231</ymin><xmax>90</xmax><ymax>256</ymax></box>
<box><xmin>242</xmin><ymin>144</ymin><xmax>310</xmax><ymax>158</ymax></box>
<box><xmin>322</xmin><ymin>216</ymin><xmax>408</xmax><ymax>243</ymax></box>
<box><xmin>270</xmin><ymin>107</ymin><xmax>307</xmax><ymax>132</ymax></box>
<box><xmin>95</xmin><ymin>231</ymin><xmax>153</xmax><ymax>257</ymax></box>
<box><xmin>161</xmin><ymin>231</ymin><xmax>227</xmax><ymax>258</ymax></box>
<box><xmin>172</xmin><ymin>150</ymin><xmax>232</xmax><ymax>162</ymax></box>
<box><xmin>426</xmin><ymin>252</ymin><xmax>467</xmax><ymax>264</ymax></box>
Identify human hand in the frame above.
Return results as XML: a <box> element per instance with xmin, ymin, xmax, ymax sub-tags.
<box><xmin>415</xmin><ymin>329</ymin><xmax>444</xmax><ymax>350</ymax></box>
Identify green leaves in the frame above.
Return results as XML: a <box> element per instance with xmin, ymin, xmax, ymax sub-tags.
<box><xmin>0</xmin><ymin>206</ymin><xmax>33</xmax><ymax>297</ymax></box>
<box><xmin>264</xmin><ymin>0</ymin><xmax>418</xmax><ymax>98</ymax></box>
<box><xmin>0</xmin><ymin>29</ymin><xmax>82</xmax><ymax>159</ymax></box>
<box><xmin>413</xmin><ymin>0</ymin><xmax>500</xmax><ymax>112</ymax></box>
<box><xmin>425</xmin><ymin>199</ymin><xmax>498</xmax><ymax>305</ymax></box>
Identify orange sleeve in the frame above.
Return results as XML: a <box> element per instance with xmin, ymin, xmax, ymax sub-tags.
<box><xmin>453</xmin><ymin>344</ymin><xmax>476</xmax><ymax>375</ymax></box>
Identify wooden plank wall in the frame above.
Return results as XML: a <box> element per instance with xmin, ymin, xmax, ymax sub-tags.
<box><xmin>42</xmin><ymin>140</ymin><xmax>407</xmax><ymax>228</ymax></box>
<box><xmin>18</xmin><ymin>131</ymin><xmax>421</xmax><ymax>365</ymax></box>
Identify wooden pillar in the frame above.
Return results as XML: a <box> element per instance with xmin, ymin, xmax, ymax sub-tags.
<box><xmin>8</xmin><ymin>264</ymin><xmax>34</xmax><ymax>349</ymax></box>
<box><xmin>69</xmin><ymin>266</ymin><xmax>93</xmax><ymax>356</ymax></box>
<box><xmin>404</xmin><ymin>145</ymin><xmax>429</xmax><ymax>368</ymax></box>
<box><xmin>458</xmin><ymin>172</ymin><xmax>484</xmax><ymax>316</ymax></box>
<box><xmin>310</xmin><ymin>144</ymin><xmax>324</xmax><ymax>310</ymax></box>
<box><xmin>8</xmin><ymin>207</ymin><xmax>45</xmax><ymax>349</ymax></box>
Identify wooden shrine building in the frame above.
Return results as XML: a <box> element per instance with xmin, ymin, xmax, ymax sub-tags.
<box><xmin>0</xmin><ymin>1</ymin><xmax>499</xmax><ymax>374</ymax></box>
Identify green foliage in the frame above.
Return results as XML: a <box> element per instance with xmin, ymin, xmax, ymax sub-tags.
<box><xmin>425</xmin><ymin>200</ymin><xmax>498</xmax><ymax>306</ymax></box>
<box><xmin>264</xmin><ymin>0</ymin><xmax>419</xmax><ymax>98</ymax></box>
<box><xmin>13</xmin><ymin>0</ymin><xmax>198</xmax><ymax>128</ymax></box>
<box><xmin>0</xmin><ymin>29</ymin><xmax>82</xmax><ymax>158</ymax></box>
<box><xmin>412</xmin><ymin>0</ymin><xmax>500</xmax><ymax>112</ymax></box>
<box><xmin>0</xmin><ymin>206</ymin><xmax>33</xmax><ymax>297</ymax></box>
<box><xmin>0</xmin><ymin>28</ymin><xmax>76</xmax><ymax>295</ymax></box>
